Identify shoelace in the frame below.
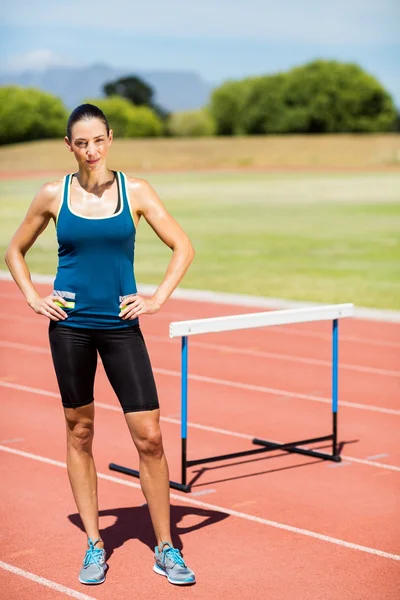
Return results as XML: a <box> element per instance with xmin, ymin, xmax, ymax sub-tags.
<box><xmin>83</xmin><ymin>545</ymin><xmax>104</xmax><ymax>567</ymax></box>
<box><xmin>164</xmin><ymin>547</ymin><xmax>186</xmax><ymax>567</ymax></box>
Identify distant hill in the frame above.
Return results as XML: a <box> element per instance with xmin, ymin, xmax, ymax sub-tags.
<box><xmin>0</xmin><ymin>63</ymin><xmax>213</xmax><ymax>112</ymax></box>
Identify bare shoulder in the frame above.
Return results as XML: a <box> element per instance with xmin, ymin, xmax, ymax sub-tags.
<box><xmin>38</xmin><ymin>179</ymin><xmax>64</xmax><ymax>201</ymax></box>
<box><xmin>32</xmin><ymin>179</ymin><xmax>64</xmax><ymax>217</ymax></box>
<box><xmin>125</xmin><ymin>176</ymin><xmax>154</xmax><ymax>195</ymax></box>
<box><xmin>124</xmin><ymin>176</ymin><xmax>161</xmax><ymax>214</ymax></box>
<box><xmin>8</xmin><ymin>178</ymin><xmax>65</xmax><ymax>247</ymax></box>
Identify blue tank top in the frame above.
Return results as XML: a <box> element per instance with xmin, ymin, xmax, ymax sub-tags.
<box><xmin>53</xmin><ymin>171</ymin><xmax>138</xmax><ymax>329</ymax></box>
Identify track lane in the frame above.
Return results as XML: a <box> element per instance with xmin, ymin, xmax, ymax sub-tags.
<box><xmin>1</xmin><ymin>440</ymin><xmax>399</xmax><ymax>600</ymax></box>
<box><xmin>1</xmin><ymin>381</ymin><xmax>399</xmax><ymax>555</ymax></box>
<box><xmin>1</xmin><ymin>279</ymin><xmax>399</xmax><ymax>599</ymax></box>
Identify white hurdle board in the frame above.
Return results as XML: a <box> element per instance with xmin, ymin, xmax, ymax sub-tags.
<box><xmin>170</xmin><ymin>303</ymin><xmax>354</xmax><ymax>338</ymax></box>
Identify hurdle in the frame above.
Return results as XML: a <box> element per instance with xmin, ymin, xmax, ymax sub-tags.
<box><xmin>109</xmin><ymin>303</ymin><xmax>354</xmax><ymax>492</ymax></box>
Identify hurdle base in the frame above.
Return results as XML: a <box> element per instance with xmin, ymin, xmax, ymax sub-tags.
<box><xmin>109</xmin><ymin>433</ymin><xmax>340</xmax><ymax>494</ymax></box>
<box><xmin>187</xmin><ymin>445</ymin><xmax>277</xmax><ymax>467</ymax></box>
<box><xmin>109</xmin><ymin>463</ymin><xmax>191</xmax><ymax>493</ymax></box>
<box><xmin>186</xmin><ymin>433</ymin><xmax>341</xmax><ymax>470</ymax></box>
<box><xmin>252</xmin><ymin>434</ymin><xmax>341</xmax><ymax>462</ymax></box>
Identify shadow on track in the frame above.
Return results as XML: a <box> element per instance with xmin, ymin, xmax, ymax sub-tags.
<box><xmin>68</xmin><ymin>503</ymin><xmax>229</xmax><ymax>559</ymax></box>
<box><xmin>187</xmin><ymin>438</ymin><xmax>359</xmax><ymax>488</ymax></box>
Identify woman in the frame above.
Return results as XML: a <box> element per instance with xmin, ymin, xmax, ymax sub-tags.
<box><xmin>5</xmin><ymin>104</ymin><xmax>196</xmax><ymax>586</ymax></box>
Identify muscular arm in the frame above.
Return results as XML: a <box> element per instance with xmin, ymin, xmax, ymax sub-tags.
<box><xmin>120</xmin><ymin>178</ymin><xmax>195</xmax><ymax>318</ymax></box>
<box><xmin>5</xmin><ymin>181</ymin><xmax>68</xmax><ymax>319</ymax></box>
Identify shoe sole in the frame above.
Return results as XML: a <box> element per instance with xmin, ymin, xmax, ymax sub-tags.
<box><xmin>78</xmin><ymin>575</ymin><xmax>106</xmax><ymax>585</ymax></box>
<box><xmin>79</xmin><ymin>564</ymin><xmax>108</xmax><ymax>585</ymax></box>
<box><xmin>153</xmin><ymin>564</ymin><xmax>196</xmax><ymax>585</ymax></box>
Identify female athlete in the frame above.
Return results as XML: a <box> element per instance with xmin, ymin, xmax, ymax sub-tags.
<box><xmin>5</xmin><ymin>104</ymin><xmax>196</xmax><ymax>586</ymax></box>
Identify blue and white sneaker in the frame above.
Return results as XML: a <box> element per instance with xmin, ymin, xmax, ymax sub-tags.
<box><xmin>154</xmin><ymin>542</ymin><xmax>196</xmax><ymax>585</ymax></box>
<box><xmin>78</xmin><ymin>537</ymin><xmax>107</xmax><ymax>585</ymax></box>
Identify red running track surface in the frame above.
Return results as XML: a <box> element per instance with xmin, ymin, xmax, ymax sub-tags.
<box><xmin>0</xmin><ymin>279</ymin><xmax>399</xmax><ymax>600</ymax></box>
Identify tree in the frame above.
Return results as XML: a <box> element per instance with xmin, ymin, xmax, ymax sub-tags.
<box><xmin>282</xmin><ymin>60</ymin><xmax>397</xmax><ymax>133</ymax></box>
<box><xmin>126</xmin><ymin>106</ymin><xmax>164</xmax><ymax>137</ymax></box>
<box><xmin>235</xmin><ymin>75</ymin><xmax>287</xmax><ymax>134</ymax></box>
<box><xmin>0</xmin><ymin>86</ymin><xmax>67</xmax><ymax>145</ymax></box>
<box><xmin>167</xmin><ymin>109</ymin><xmax>216</xmax><ymax>137</ymax></box>
<box><xmin>209</xmin><ymin>80</ymin><xmax>247</xmax><ymax>135</ymax></box>
<box><xmin>86</xmin><ymin>96</ymin><xmax>163</xmax><ymax>138</ymax></box>
<box><xmin>104</xmin><ymin>76</ymin><xmax>153</xmax><ymax>107</ymax></box>
<box><xmin>209</xmin><ymin>60</ymin><xmax>397</xmax><ymax>135</ymax></box>
<box><xmin>103</xmin><ymin>75</ymin><xmax>168</xmax><ymax>119</ymax></box>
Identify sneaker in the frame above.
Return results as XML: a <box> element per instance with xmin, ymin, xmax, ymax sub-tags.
<box><xmin>153</xmin><ymin>542</ymin><xmax>196</xmax><ymax>585</ymax></box>
<box><xmin>78</xmin><ymin>537</ymin><xmax>107</xmax><ymax>585</ymax></box>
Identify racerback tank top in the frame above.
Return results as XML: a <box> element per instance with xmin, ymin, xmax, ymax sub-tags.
<box><xmin>53</xmin><ymin>171</ymin><xmax>138</xmax><ymax>329</ymax></box>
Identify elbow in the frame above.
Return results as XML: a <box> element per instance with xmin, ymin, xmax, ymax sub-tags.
<box><xmin>172</xmin><ymin>237</ymin><xmax>195</xmax><ymax>265</ymax></box>
<box><xmin>187</xmin><ymin>240</ymin><xmax>195</xmax><ymax>264</ymax></box>
<box><xmin>4</xmin><ymin>245</ymin><xmax>11</xmax><ymax>268</ymax></box>
<box><xmin>4</xmin><ymin>243</ymin><xmax>22</xmax><ymax>269</ymax></box>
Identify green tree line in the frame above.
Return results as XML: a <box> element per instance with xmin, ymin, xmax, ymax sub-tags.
<box><xmin>0</xmin><ymin>60</ymin><xmax>397</xmax><ymax>145</ymax></box>
<box><xmin>210</xmin><ymin>60</ymin><xmax>397</xmax><ymax>135</ymax></box>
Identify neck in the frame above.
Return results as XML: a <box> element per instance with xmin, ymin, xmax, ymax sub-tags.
<box><xmin>76</xmin><ymin>165</ymin><xmax>114</xmax><ymax>193</ymax></box>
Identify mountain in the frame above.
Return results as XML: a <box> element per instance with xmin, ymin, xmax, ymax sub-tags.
<box><xmin>0</xmin><ymin>63</ymin><xmax>214</xmax><ymax>112</ymax></box>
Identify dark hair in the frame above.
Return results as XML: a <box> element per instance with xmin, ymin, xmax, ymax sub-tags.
<box><xmin>66</xmin><ymin>103</ymin><xmax>110</xmax><ymax>140</ymax></box>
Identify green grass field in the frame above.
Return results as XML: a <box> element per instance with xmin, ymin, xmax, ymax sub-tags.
<box><xmin>1</xmin><ymin>172</ymin><xmax>399</xmax><ymax>309</ymax></box>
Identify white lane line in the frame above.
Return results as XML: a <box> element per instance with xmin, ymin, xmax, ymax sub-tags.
<box><xmin>0</xmin><ymin>341</ymin><xmax>50</xmax><ymax>354</ymax></box>
<box><xmin>342</xmin><ymin>456</ymin><xmax>398</xmax><ymax>471</ymax></box>
<box><xmin>0</xmin><ymin>444</ymin><xmax>399</xmax><ymax>562</ymax></box>
<box><xmin>190</xmin><ymin>489</ymin><xmax>217</xmax><ymax>497</ymax></box>
<box><xmin>0</xmin><ymin>341</ymin><xmax>398</xmax><ymax>416</ymax></box>
<box><xmin>145</xmin><ymin>334</ymin><xmax>400</xmax><ymax>378</ymax></box>
<box><xmin>366</xmin><ymin>453</ymin><xmax>389</xmax><ymax>460</ymax></box>
<box><xmin>1</xmin><ymin>380</ymin><xmax>399</xmax><ymax>472</ymax></box>
<box><xmin>0</xmin><ymin>381</ymin><xmax>59</xmax><ymax>398</ymax></box>
<box><xmin>0</xmin><ymin>560</ymin><xmax>97</xmax><ymax>600</ymax></box>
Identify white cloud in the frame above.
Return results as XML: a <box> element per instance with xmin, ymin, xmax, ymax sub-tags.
<box><xmin>2</xmin><ymin>0</ymin><xmax>399</xmax><ymax>45</ymax></box>
<box><xmin>3</xmin><ymin>49</ymin><xmax>80</xmax><ymax>73</ymax></box>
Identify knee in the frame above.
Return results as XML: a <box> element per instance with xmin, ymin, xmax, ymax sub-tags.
<box><xmin>66</xmin><ymin>417</ymin><xmax>94</xmax><ymax>453</ymax></box>
<box><xmin>136</xmin><ymin>426</ymin><xmax>163</xmax><ymax>459</ymax></box>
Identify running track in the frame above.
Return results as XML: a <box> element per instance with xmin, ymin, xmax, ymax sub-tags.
<box><xmin>0</xmin><ymin>279</ymin><xmax>399</xmax><ymax>600</ymax></box>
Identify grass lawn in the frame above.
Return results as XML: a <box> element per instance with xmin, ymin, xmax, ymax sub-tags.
<box><xmin>1</xmin><ymin>171</ymin><xmax>399</xmax><ymax>310</ymax></box>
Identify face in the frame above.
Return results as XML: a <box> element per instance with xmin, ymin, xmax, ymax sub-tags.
<box><xmin>65</xmin><ymin>118</ymin><xmax>113</xmax><ymax>171</ymax></box>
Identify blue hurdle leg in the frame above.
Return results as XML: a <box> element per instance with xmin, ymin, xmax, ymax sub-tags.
<box><xmin>181</xmin><ymin>336</ymin><xmax>188</xmax><ymax>486</ymax></box>
<box><xmin>332</xmin><ymin>319</ymin><xmax>340</xmax><ymax>460</ymax></box>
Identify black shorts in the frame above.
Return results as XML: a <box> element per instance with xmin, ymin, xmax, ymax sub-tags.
<box><xmin>48</xmin><ymin>322</ymin><xmax>159</xmax><ymax>413</ymax></box>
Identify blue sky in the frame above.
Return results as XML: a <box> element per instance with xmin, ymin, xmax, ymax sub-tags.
<box><xmin>1</xmin><ymin>0</ymin><xmax>399</xmax><ymax>105</ymax></box>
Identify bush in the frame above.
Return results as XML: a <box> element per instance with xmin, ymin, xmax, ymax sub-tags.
<box><xmin>0</xmin><ymin>86</ymin><xmax>68</xmax><ymax>145</ymax></box>
<box><xmin>209</xmin><ymin>80</ymin><xmax>247</xmax><ymax>135</ymax></box>
<box><xmin>235</xmin><ymin>75</ymin><xmax>287</xmax><ymax>134</ymax></box>
<box><xmin>209</xmin><ymin>60</ymin><xmax>397</xmax><ymax>135</ymax></box>
<box><xmin>167</xmin><ymin>109</ymin><xmax>216</xmax><ymax>137</ymax></box>
<box><xmin>86</xmin><ymin>96</ymin><xmax>164</xmax><ymax>138</ymax></box>
<box><xmin>126</xmin><ymin>105</ymin><xmax>164</xmax><ymax>137</ymax></box>
<box><xmin>281</xmin><ymin>60</ymin><xmax>397</xmax><ymax>133</ymax></box>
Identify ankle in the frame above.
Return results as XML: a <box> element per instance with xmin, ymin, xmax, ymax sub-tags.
<box><xmin>88</xmin><ymin>537</ymin><xmax>104</xmax><ymax>549</ymax></box>
<box><xmin>157</xmin><ymin>540</ymin><xmax>173</xmax><ymax>552</ymax></box>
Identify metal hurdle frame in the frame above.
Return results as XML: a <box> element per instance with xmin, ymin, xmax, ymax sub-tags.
<box><xmin>110</xmin><ymin>303</ymin><xmax>354</xmax><ymax>492</ymax></box>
